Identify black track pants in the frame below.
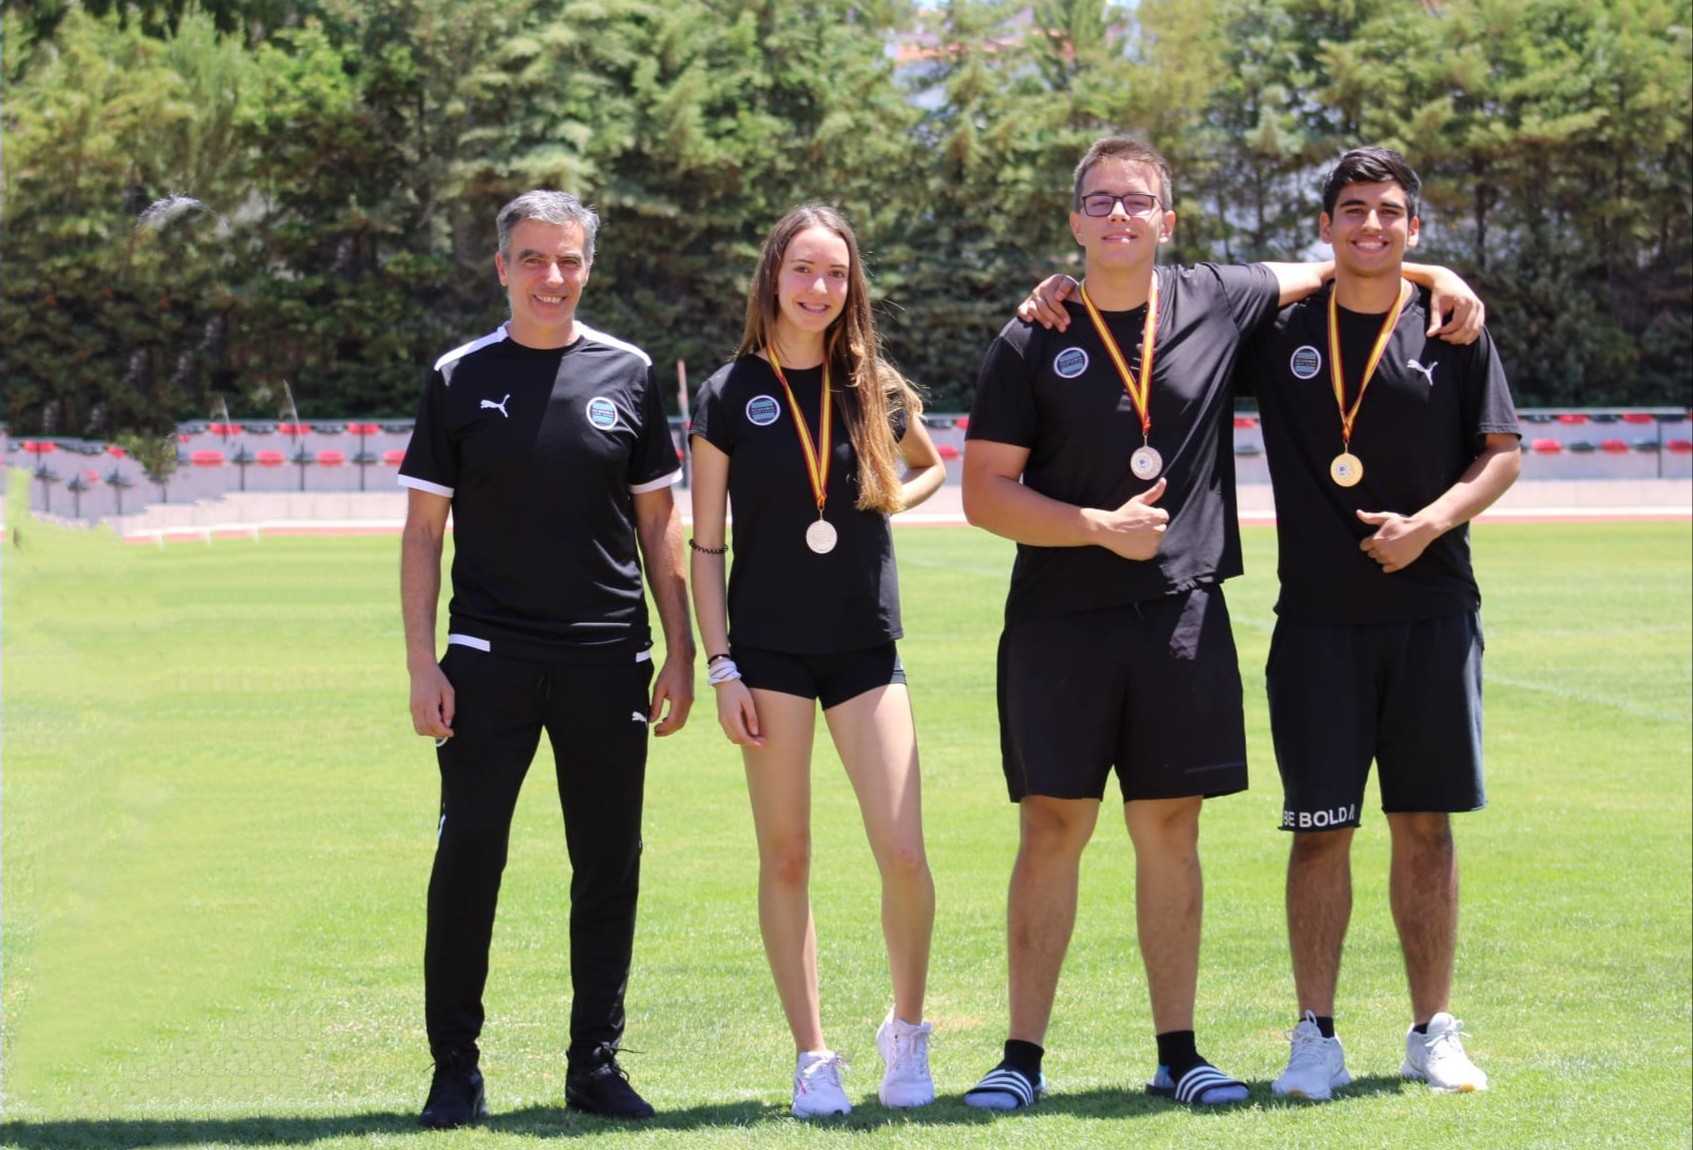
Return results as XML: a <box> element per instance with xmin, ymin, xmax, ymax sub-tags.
<box><xmin>423</xmin><ymin>646</ymin><xmax>653</xmax><ymax>1063</ymax></box>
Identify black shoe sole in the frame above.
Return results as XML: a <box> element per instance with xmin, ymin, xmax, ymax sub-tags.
<box><xmin>565</xmin><ymin>1090</ymin><xmax>654</xmax><ymax>1120</ymax></box>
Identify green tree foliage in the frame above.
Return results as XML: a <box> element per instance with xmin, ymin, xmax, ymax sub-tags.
<box><xmin>1</xmin><ymin>0</ymin><xmax>1687</xmax><ymax>435</ymax></box>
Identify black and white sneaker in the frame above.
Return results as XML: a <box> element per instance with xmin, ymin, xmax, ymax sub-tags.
<box><xmin>566</xmin><ymin>1044</ymin><xmax>656</xmax><ymax>1119</ymax></box>
<box><xmin>418</xmin><ymin>1048</ymin><xmax>487</xmax><ymax>1129</ymax></box>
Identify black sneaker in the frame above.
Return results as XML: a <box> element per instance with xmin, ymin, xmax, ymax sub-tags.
<box><xmin>418</xmin><ymin>1048</ymin><xmax>487</xmax><ymax>1129</ymax></box>
<box><xmin>565</xmin><ymin>1046</ymin><xmax>655</xmax><ymax>1119</ymax></box>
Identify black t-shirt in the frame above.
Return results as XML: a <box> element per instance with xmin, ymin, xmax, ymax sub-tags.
<box><xmin>690</xmin><ymin>356</ymin><xmax>906</xmax><ymax>654</ymax></box>
<box><xmin>968</xmin><ymin>262</ymin><xmax>1281</xmax><ymax>622</ymax></box>
<box><xmin>399</xmin><ymin>323</ymin><xmax>682</xmax><ymax>662</ymax></box>
<box><xmin>1239</xmin><ymin>284</ymin><xmax>1520</xmax><ymax>624</ymax></box>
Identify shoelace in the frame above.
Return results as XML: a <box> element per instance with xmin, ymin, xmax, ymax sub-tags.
<box><xmin>1283</xmin><ymin>1025</ymin><xmax>1330</xmax><ymax>1069</ymax></box>
<box><xmin>801</xmin><ymin>1052</ymin><xmax>847</xmax><ymax>1089</ymax></box>
<box><xmin>893</xmin><ymin>1027</ymin><xmax>931</xmax><ymax>1076</ymax></box>
<box><xmin>1425</xmin><ymin>1019</ymin><xmax>1472</xmax><ymax>1057</ymax></box>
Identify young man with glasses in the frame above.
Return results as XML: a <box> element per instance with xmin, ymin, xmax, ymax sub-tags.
<box><xmin>1239</xmin><ymin>147</ymin><xmax>1517</xmax><ymax>1101</ymax></box>
<box><xmin>960</xmin><ymin>136</ymin><xmax>1484</xmax><ymax>1110</ymax></box>
<box><xmin>399</xmin><ymin>189</ymin><xmax>694</xmax><ymax>1127</ymax></box>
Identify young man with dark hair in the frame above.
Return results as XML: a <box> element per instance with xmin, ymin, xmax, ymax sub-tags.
<box><xmin>399</xmin><ymin>189</ymin><xmax>694</xmax><ymax>1127</ymax></box>
<box><xmin>960</xmin><ymin>136</ymin><xmax>1486</xmax><ymax>1111</ymax></box>
<box><xmin>1241</xmin><ymin>147</ymin><xmax>1518</xmax><ymax>1100</ymax></box>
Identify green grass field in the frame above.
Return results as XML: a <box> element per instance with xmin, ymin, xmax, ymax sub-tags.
<box><xmin>2</xmin><ymin>480</ymin><xmax>1689</xmax><ymax>1148</ymax></box>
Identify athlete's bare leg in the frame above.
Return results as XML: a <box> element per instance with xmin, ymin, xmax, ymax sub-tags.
<box><xmin>1007</xmin><ymin>796</ymin><xmax>1100</xmax><ymax>1043</ymax></box>
<box><xmin>1386</xmin><ymin>811</ymin><xmax>1457</xmax><ymax>1025</ymax></box>
<box><xmin>742</xmin><ymin>688</ymin><xmax>825</xmax><ymax>1053</ymax></box>
<box><xmin>1285</xmin><ymin>827</ymin><xmax>1356</xmax><ymax>1018</ymax></box>
<box><xmin>1122</xmin><ymin>796</ymin><xmax>1205</xmax><ymax>1033</ymax></box>
<box><xmin>825</xmin><ymin>683</ymin><xmax>935</xmax><ymax>1024</ymax></box>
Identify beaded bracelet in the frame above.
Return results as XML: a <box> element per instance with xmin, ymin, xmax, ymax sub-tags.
<box><xmin>706</xmin><ymin>653</ymin><xmax>732</xmax><ymax>665</ymax></box>
<box><xmin>688</xmin><ymin>538</ymin><xmax>728</xmax><ymax>554</ymax></box>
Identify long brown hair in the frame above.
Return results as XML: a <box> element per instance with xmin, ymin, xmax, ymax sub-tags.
<box><xmin>737</xmin><ymin>204</ymin><xmax>921</xmax><ymax>515</ymax></box>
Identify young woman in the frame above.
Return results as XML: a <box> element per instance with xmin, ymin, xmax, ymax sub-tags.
<box><xmin>688</xmin><ymin>205</ymin><xmax>946</xmax><ymax>1118</ymax></box>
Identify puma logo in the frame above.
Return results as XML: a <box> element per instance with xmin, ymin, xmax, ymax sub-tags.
<box><xmin>1407</xmin><ymin>359</ymin><xmax>1438</xmax><ymax>388</ymax></box>
<box><xmin>480</xmin><ymin>394</ymin><xmax>511</xmax><ymax>418</ymax></box>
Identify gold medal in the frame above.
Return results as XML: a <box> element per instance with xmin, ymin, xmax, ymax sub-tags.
<box><xmin>1329</xmin><ymin>452</ymin><xmax>1363</xmax><ymax>487</ymax></box>
<box><xmin>805</xmin><ymin>518</ymin><xmax>838</xmax><ymax>554</ymax></box>
<box><xmin>1079</xmin><ymin>278</ymin><xmax>1161</xmax><ymax>484</ymax></box>
<box><xmin>1327</xmin><ymin>280</ymin><xmax>1410</xmax><ymax>489</ymax></box>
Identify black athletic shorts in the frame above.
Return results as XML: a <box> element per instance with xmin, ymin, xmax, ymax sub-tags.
<box><xmin>996</xmin><ymin>586</ymin><xmax>1248</xmax><ymax>803</ymax></box>
<box><xmin>732</xmin><ymin>642</ymin><xmax>906</xmax><ymax>710</ymax></box>
<box><xmin>1267</xmin><ymin>609</ymin><xmax>1486</xmax><ymax>831</ymax></box>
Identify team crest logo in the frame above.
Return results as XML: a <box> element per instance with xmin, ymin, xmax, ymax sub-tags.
<box><xmin>585</xmin><ymin>396</ymin><xmax>620</xmax><ymax>429</ymax></box>
<box><xmin>1053</xmin><ymin>347</ymin><xmax>1089</xmax><ymax>378</ymax></box>
<box><xmin>746</xmin><ymin>395</ymin><xmax>781</xmax><ymax>426</ymax></box>
<box><xmin>1289</xmin><ymin>345</ymin><xmax>1322</xmax><ymax>379</ymax></box>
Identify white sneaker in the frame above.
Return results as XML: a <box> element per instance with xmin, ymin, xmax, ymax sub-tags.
<box><xmin>1272</xmin><ymin>1011</ymin><xmax>1352</xmax><ymax>1101</ymax></box>
<box><xmin>1401</xmin><ymin>1012</ymin><xmax>1489</xmax><ymax>1093</ymax></box>
<box><xmin>875</xmin><ymin>1012</ymin><xmax>936</xmax><ymax>1107</ymax></box>
<box><xmin>792</xmin><ymin>1050</ymin><xmax>851</xmax><ymax>1117</ymax></box>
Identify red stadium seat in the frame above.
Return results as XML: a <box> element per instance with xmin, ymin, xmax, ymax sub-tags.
<box><xmin>1233</xmin><ymin>416</ymin><xmax>1258</xmax><ymax>429</ymax></box>
<box><xmin>1621</xmin><ymin>412</ymin><xmax>1654</xmax><ymax>425</ymax></box>
<box><xmin>209</xmin><ymin>422</ymin><xmax>243</xmax><ymax>435</ymax></box>
<box><xmin>1667</xmin><ymin>439</ymin><xmax>1693</xmax><ymax>455</ymax></box>
<box><xmin>1600</xmin><ymin>439</ymin><xmax>1629</xmax><ymax>454</ymax></box>
<box><xmin>1530</xmin><ymin>438</ymin><xmax>1563</xmax><ymax>454</ymax></box>
<box><xmin>1556</xmin><ymin>412</ymin><xmax>1589</xmax><ymax>425</ymax></box>
<box><xmin>937</xmin><ymin>443</ymin><xmax>961</xmax><ymax>460</ymax></box>
<box><xmin>954</xmin><ymin>416</ymin><xmax>969</xmax><ymax>431</ymax></box>
<box><xmin>256</xmin><ymin>450</ymin><xmax>286</xmax><ymax>466</ymax></box>
<box><xmin>317</xmin><ymin>450</ymin><xmax>346</xmax><ymax>466</ymax></box>
<box><xmin>347</xmin><ymin>422</ymin><xmax>381</xmax><ymax>435</ymax></box>
<box><xmin>190</xmin><ymin>450</ymin><xmax>225</xmax><ymax>466</ymax></box>
<box><xmin>383</xmin><ymin>449</ymin><xmax>407</xmax><ymax>465</ymax></box>
<box><xmin>106</xmin><ymin>444</ymin><xmax>127</xmax><ymax>458</ymax></box>
<box><xmin>23</xmin><ymin>441</ymin><xmax>55</xmax><ymax>454</ymax></box>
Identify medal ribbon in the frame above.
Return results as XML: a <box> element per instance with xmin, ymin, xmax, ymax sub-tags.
<box><xmin>1079</xmin><ymin>276</ymin><xmax>1159</xmax><ymax>441</ymax></box>
<box><xmin>1327</xmin><ymin>279</ymin><xmax>1412</xmax><ymax>449</ymax></box>
<box><xmin>766</xmin><ymin>347</ymin><xmax>832</xmax><ymax>516</ymax></box>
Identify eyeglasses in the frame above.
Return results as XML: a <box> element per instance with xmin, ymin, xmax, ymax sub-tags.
<box><xmin>1079</xmin><ymin>192</ymin><xmax>1163</xmax><ymax>218</ymax></box>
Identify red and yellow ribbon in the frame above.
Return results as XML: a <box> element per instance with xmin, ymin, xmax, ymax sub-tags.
<box><xmin>1079</xmin><ymin>276</ymin><xmax>1160</xmax><ymax>441</ymax></box>
<box><xmin>767</xmin><ymin>347</ymin><xmax>832</xmax><ymax>515</ymax></box>
<box><xmin>1328</xmin><ymin>279</ymin><xmax>1412</xmax><ymax>449</ymax></box>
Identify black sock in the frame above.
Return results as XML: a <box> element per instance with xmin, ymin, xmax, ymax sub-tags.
<box><xmin>1314</xmin><ymin>1016</ymin><xmax>1336</xmax><ymax>1039</ymax></box>
<box><xmin>1002</xmin><ymin>1039</ymin><xmax>1044</xmax><ymax>1078</ymax></box>
<box><xmin>1156</xmin><ymin>1030</ymin><xmax>1201</xmax><ymax>1078</ymax></box>
<box><xmin>1412</xmin><ymin>1021</ymin><xmax>1429</xmax><ymax>1035</ymax></box>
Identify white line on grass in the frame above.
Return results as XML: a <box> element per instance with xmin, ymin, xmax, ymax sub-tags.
<box><xmin>1484</xmin><ymin>672</ymin><xmax>1690</xmax><ymax>724</ymax></box>
<box><xmin>898</xmin><ymin>554</ymin><xmax>1012</xmax><ymax>578</ymax></box>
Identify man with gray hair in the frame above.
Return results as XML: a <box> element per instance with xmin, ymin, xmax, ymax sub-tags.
<box><xmin>400</xmin><ymin>189</ymin><xmax>694</xmax><ymax>1126</ymax></box>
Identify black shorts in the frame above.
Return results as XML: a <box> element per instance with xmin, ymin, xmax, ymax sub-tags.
<box><xmin>1267</xmin><ymin>610</ymin><xmax>1486</xmax><ymax>832</ymax></box>
<box><xmin>996</xmin><ymin>586</ymin><xmax>1248</xmax><ymax>804</ymax></box>
<box><xmin>732</xmin><ymin>642</ymin><xmax>906</xmax><ymax>710</ymax></box>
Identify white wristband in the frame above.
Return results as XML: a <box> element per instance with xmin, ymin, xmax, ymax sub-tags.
<box><xmin>707</xmin><ymin>658</ymin><xmax>742</xmax><ymax>686</ymax></box>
